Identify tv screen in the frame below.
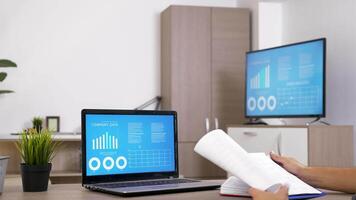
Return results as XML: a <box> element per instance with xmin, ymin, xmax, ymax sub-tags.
<box><xmin>245</xmin><ymin>38</ymin><xmax>326</xmax><ymax>118</ymax></box>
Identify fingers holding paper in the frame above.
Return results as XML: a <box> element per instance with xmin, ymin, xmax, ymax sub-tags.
<box><xmin>270</xmin><ymin>152</ymin><xmax>306</xmax><ymax>177</ymax></box>
<box><xmin>249</xmin><ymin>185</ymin><xmax>289</xmax><ymax>200</ymax></box>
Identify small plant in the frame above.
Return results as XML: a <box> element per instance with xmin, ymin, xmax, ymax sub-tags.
<box><xmin>32</xmin><ymin>117</ymin><xmax>43</xmax><ymax>132</ymax></box>
<box><xmin>16</xmin><ymin>128</ymin><xmax>60</xmax><ymax>166</ymax></box>
<box><xmin>0</xmin><ymin>59</ymin><xmax>17</xmax><ymax>94</ymax></box>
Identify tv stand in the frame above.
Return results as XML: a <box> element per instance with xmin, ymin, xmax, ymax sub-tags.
<box><xmin>306</xmin><ymin>117</ymin><xmax>330</xmax><ymax>126</ymax></box>
<box><xmin>244</xmin><ymin>118</ymin><xmax>268</xmax><ymax>125</ymax></box>
<box><xmin>227</xmin><ymin>125</ymin><xmax>354</xmax><ymax>167</ymax></box>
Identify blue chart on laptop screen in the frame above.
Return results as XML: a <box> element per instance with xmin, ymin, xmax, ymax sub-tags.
<box><xmin>86</xmin><ymin>114</ymin><xmax>175</xmax><ymax>176</ymax></box>
<box><xmin>246</xmin><ymin>40</ymin><xmax>324</xmax><ymax>117</ymax></box>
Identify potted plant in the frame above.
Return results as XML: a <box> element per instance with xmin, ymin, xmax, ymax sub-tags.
<box><xmin>32</xmin><ymin>117</ymin><xmax>43</xmax><ymax>132</ymax></box>
<box><xmin>0</xmin><ymin>59</ymin><xmax>17</xmax><ymax>193</ymax></box>
<box><xmin>0</xmin><ymin>59</ymin><xmax>17</xmax><ymax>94</ymax></box>
<box><xmin>16</xmin><ymin>128</ymin><xmax>60</xmax><ymax>192</ymax></box>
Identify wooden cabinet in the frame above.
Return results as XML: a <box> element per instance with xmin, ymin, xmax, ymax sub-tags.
<box><xmin>211</xmin><ymin>8</ymin><xmax>250</xmax><ymax>132</ymax></box>
<box><xmin>162</xmin><ymin>6</ymin><xmax>212</xmax><ymax>143</ymax></box>
<box><xmin>227</xmin><ymin>125</ymin><xmax>354</xmax><ymax>167</ymax></box>
<box><xmin>161</xmin><ymin>6</ymin><xmax>250</xmax><ymax>178</ymax></box>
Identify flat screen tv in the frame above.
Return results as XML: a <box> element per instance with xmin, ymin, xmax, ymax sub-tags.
<box><xmin>245</xmin><ymin>38</ymin><xmax>326</xmax><ymax>119</ymax></box>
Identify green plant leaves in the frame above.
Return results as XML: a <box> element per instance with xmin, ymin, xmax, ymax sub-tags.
<box><xmin>0</xmin><ymin>72</ymin><xmax>7</xmax><ymax>81</ymax></box>
<box><xmin>15</xmin><ymin>129</ymin><xmax>61</xmax><ymax>165</ymax></box>
<box><xmin>0</xmin><ymin>59</ymin><xmax>17</xmax><ymax>67</ymax></box>
<box><xmin>0</xmin><ymin>90</ymin><xmax>14</xmax><ymax>94</ymax></box>
<box><xmin>0</xmin><ymin>59</ymin><xmax>16</xmax><ymax>94</ymax></box>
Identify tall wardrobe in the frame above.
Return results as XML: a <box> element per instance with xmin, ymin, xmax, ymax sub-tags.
<box><xmin>161</xmin><ymin>5</ymin><xmax>250</xmax><ymax>178</ymax></box>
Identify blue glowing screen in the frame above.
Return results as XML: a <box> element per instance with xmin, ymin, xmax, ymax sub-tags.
<box><xmin>246</xmin><ymin>39</ymin><xmax>325</xmax><ymax>117</ymax></box>
<box><xmin>85</xmin><ymin>114</ymin><xmax>175</xmax><ymax>176</ymax></box>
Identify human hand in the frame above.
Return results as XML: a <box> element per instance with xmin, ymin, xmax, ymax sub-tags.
<box><xmin>270</xmin><ymin>152</ymin><xmax>306</xmax><ymax>177</ymax></box>
<box><xmin>249</xmin><ymin>185</ymin><xmax>289</xmax><ymax>200</ymax></box>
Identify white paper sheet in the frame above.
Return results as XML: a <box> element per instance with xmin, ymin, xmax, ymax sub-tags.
<box><xmin>194</xmin><ymin>129</ymin><xmax>321</xmax><ymax>195</ymax></box>
<box><xmin>248</xmin><ymin>153</ymin><xmax>320</xmax><ymax>195</ymax></box>
<box><xmin>194</xmin><ymin>129</ymin><xmax>276</xmax><ymax>190</ymax></box>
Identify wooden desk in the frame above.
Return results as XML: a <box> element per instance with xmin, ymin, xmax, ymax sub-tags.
<box><xmin>0</xmin><ymin>177</ymin><xmax>352</xmax><ymax>200</ymax></box>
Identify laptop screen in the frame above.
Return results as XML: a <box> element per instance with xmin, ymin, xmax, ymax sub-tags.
<box><xmin>85</xmin><ymin>113</ymin><xmax>176</xmax><ymax>176</ymax></box>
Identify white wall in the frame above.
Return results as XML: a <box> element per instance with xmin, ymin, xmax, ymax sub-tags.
<box><xmin>258</xmin><ymin>2</ymin><xmax>282</xmax><ymax>49</ymax></box>
<box><xmin>0</xmin><ymin>0</ymin><xmax>237</xmax><ymax>133</ymax></box>
<box><xmin>280</xmin><ymin>0</ymin><xmax>356</xmax><ymax>162</ymax></box>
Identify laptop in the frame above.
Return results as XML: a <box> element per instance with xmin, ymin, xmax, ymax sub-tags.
<box><xmin>81</xmin><ymin>109</ymin><xmax>220</xmax><ymax>196</ymax></box>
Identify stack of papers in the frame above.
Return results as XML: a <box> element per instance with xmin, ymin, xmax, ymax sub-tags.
<box><xmin>194</xmin><ymin>129</ymin><xmax>325</xmax><ymax>199</ymax></box>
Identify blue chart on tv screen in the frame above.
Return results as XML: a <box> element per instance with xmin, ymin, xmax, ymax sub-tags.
<box><xmin>246</xmin><ymin>40</ymin><xmax>324</xmax><ymax>117</ymax></box>
<box><xmin>86</xmin><ymin>114</ymin><xmax>175</xmax><ymax>176</ymax></box>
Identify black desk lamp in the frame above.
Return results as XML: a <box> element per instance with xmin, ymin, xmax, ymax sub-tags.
<box><xmin>134</xmin><ymin>96</ymin><xmax>162</xmax><ymax>110</ymax></box>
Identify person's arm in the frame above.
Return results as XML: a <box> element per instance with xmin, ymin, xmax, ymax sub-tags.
<box><xmin>249</xmin><ymin>185</ymin><xmax>288</xmax><ymax>200</ymax></box>
<box><xmin>271</xmin><ymin>153</ymin><xmax>356</xmax><ymax>193</ymax></box>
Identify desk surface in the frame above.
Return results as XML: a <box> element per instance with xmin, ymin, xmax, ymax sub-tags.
<box><xmin>0</xmin><ymin>177</ymin><xmax>352</xmax><ymax>200</ymax></box>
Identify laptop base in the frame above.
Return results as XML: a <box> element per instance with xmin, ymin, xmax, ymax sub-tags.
<box><xmin>85</xmin><ymin>181</ymin><xmax>220</xmax><ymax>197</ymax></box>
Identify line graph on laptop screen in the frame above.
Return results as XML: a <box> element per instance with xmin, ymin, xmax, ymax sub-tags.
<box><xmin>85</xmin><ymin>114</ymin><xmax>175</xmax><ymax>176</ymax></box>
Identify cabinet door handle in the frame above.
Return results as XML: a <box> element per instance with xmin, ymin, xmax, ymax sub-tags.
<box><xmin>214</xmin><ymin>118</ymin><xmax>219</xmax><ymax>130</ymax></box>
<box><xmin>205</xmin><ymin>118</ymin><xmax>210</xmax><ymax>133</ymax></box>
<box><xmin>243</xmin><ymin>132</ymin><xmax>258</xmax><ymax>136</ymax></box>
<box><xmin>277</xmin><ymin>133</ymin><xmax>282</xmax><ymax>156</ymax></box>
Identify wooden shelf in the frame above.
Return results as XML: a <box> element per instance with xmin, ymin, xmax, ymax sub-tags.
<box><xmin>0</xmin><ymin>133</ymin><xmax>81</xmax><ymax>141</ymax></box>
<box><xmin>0</xmin><ymin>138</ymin><xmax>82</xmax><ymax>174</ymax></box>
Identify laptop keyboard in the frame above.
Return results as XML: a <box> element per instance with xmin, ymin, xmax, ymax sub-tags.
<box><xmin>98</xmin><ymin>179</ymin><xmax>200</xmax><ymax>188</ymax></box>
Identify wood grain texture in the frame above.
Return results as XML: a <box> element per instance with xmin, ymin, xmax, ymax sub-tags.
<box><xmin>161</xmin><ymin>7</ymin><xmax>172</xmax><ymax>110</ymax></box>
<box><xmin>0</xmin><ymin>177</ymin><xmax>352</xmax><ymax>200</ymax></box>
<box><xmin>308</xmin><ymin>125</ymin><xmax>354</xmax><ymax>167</ymax></box>
<box><xmin>178</xmin><ymin>142</ymin><xmax>226</xmax><ymax>178</ymax></box>
<box><xmin>161</xmin><ymin>6</ymin><xmax>250</xmax><ymax>178</ymax></box>
<box><xmin>211</xmin><ymin>8</ymin><xmax>250</xmax><ymax>131</ymax></box>
<box><xmin>161</xmin><ymin>6</ymin><xmax>212</xmax><ymax>142</ymax></box>
<box><xmin>0</xmin><ymin>141</ymin><xmax>81</xmax><ymax>174</ymax></box>
<box><xmin>0</xmin><ymin>142</ymin><xmax>21</xmax><ymax>174</ymax></box>
<box><xmin>51</xmin><ymin>141</ymin><xmax>82</xmax><ymax>173</ymax></box>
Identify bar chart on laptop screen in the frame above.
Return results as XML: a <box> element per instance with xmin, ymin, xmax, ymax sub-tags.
<box><xmin>85</xmin><ymin>114</ymin><xmax>175</xmax><ymax>176</ymax></box>
<box><xmin>91</xmin><ymin>132</ymin><xmax>119</xmax><ymax>150</ymax></box>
